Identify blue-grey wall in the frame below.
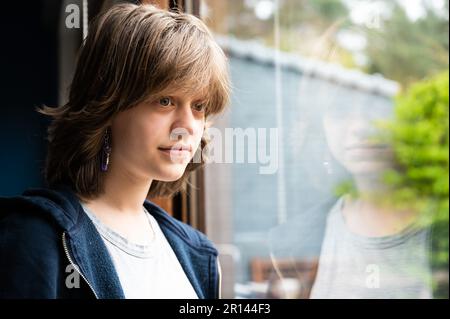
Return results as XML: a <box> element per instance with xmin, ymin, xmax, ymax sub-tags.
<box><xmin>228</xmin><ymin>54</ymin><xmax>395</xmax><ymax>283</ymax></box>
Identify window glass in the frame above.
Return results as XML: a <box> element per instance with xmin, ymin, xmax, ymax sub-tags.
<box><xmin>202</xmin><ymin>0</ymin><xmax>449</xmax><ymax>299</ymax></box>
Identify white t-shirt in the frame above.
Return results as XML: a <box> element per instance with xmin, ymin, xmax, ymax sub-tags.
<box><xmin>81</xmin><ymin>204</ymin><xmax>198</xmax><ymax>299</ymax></box>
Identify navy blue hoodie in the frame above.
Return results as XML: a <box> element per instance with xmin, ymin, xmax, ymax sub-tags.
<box><xmin>0</xmin><ymin>186</ymin><xmax>220</xmax><ymax>299</ymax></box>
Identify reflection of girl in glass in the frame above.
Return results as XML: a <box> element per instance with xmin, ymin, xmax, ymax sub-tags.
<box><xmin>309</xmin><ymin>97</ymin><xmax>433</xmax><ymax>299</ymax></box>
<box><xmin>270</xmin><ymin>88</ymin><xmax>434</xmax><ymax>299</ymax></box>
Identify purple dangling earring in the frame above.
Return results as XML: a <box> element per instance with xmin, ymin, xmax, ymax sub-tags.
<box><xmin>101</xmin><ymin>128</ymin><xmax>111</xmax><ymax>172</ymax></box>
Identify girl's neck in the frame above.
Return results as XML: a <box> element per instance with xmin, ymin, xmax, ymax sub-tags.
<box><xmin>342</xmin><ymin>196</ymin><xmax>419</xmax><ymax>237</ymax></box>
<box><xmin>91</xmin><ymin>163</ymin><xmax>153</xmax><ymax>216</ymax></box>
<box><xmin>342</xmin><ymin>172</ymin><xmax>420</xmax><ymax>237</ymax></box>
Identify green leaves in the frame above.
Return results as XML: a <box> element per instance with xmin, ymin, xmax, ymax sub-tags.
<box><xmin>386</xmin><ymin>71</ymin><xmax>449</xmax><ymax>215</ymax></box>
<box><xmin>382</xmin><ymin>71</ymin><xmax>449</xmax><ymax>294</ymax></box>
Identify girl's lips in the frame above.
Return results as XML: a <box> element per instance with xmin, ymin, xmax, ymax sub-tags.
<box><xmin>159</xmin><ymin>148</ymin><xmax>191</xmax><ymax>154</ymax></box>
<box><xmin>158</xmin><ymin>146</ymin><xmax>192</xmax><ymax>159</ymax></box>
<box><xmin>158</xmin><ymin>144</ymin><xmax>192</xmax><ymax>152</ymax></box>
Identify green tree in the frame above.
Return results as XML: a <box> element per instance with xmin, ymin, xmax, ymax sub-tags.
<box><xmin>383</xmin><ymin>71</ymin><xmax>449</xmax><ymax>223</ymax></box>
<box><xmin>382</xmin><ymin>71</ymin><xmax>449</xmax><ymax>297</ymax></box>
<box><xmin>364</xmin><ymin>1</ymin><xmax>449</xmax><ymax>87</ymax></box>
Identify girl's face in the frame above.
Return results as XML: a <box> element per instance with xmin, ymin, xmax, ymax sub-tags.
<box><xmin>110</xmin><ymin>92</ymin><xmax>206</xmax><ymax>182</ymax></box>
<box><xmin>323</xmin><ymin>102</ymin><xmax>395</xmax><ymax>175</ymax></box>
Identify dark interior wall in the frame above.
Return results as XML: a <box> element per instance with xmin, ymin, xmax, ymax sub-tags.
<box><xmin>0</xmin><ymin>1</ymin><xmax>60</xmax><ymax>196</ymax></box>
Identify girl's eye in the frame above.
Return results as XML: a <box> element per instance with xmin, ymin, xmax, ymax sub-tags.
<box><xmin>193</xmin><ymin>103</ymin><xmax>206</xmax><ymax>112</ymax></box>
<box><xmin>159</xmin><ymin>97</ymin><xmax>172</xmax><ymax>107</ymax></box>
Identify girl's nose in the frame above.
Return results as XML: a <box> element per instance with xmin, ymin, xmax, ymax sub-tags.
<box><xmin>171</xmin><ymin>104</ymin><xmax>196</xmax><ymax>137</ymax></box>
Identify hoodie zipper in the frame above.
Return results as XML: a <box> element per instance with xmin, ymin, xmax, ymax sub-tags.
<box><xmin>217</xmin><ymin>258</ymin><xmax>222</xmax><ymax>299</ymax></box>
<box><xmin>62</xmin><ymin>232</ymin><xmax>98</xmax><ymax>299</ymax></box>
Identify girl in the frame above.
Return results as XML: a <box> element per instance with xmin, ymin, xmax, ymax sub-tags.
<box><xmin>269</xmin><ymin>88</ymin><xmax>434</xmax><ymax>299</ymax></box>
<box><xmin>0</xmin><ymin>3</ymin><xmax>230</xmax><ymax>299</ymax></box>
